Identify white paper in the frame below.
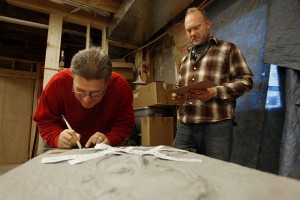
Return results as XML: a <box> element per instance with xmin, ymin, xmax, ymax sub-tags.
<box><xmin>41</xmin><ymin>144</ymin><xmax>202</xmax><ymax>164</ymax></box>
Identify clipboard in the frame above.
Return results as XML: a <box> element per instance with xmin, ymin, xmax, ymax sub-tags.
<box><xmin>169</xmin><ymin>80</ymin><xmax>216</xmax><ymax>95</ymax></box>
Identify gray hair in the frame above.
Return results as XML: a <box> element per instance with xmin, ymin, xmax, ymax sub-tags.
<box><xmin>70</xmin><ymin>47</ymin><xmax>112</xmax><ymax>81</ymax></box>
<box><xmin>185</xmin><ymin>7</ymin><xmax>209</xmax><ymax>20</ymax></box>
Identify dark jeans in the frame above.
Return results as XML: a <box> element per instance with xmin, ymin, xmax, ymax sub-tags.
<box><xmin>173</xmin><ymin>120</ymin><xmax>233</xmax><ymax>161</ymax></box>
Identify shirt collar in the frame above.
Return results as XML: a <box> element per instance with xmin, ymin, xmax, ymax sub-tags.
<box><xmin>187</xmin><ymin>36</ymin><xmax>218</xmax><ymax>53</ymax></box>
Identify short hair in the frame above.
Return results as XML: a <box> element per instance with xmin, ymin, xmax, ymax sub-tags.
<box><xmin>70</xmin><ymin>47</ymin><xmax>112</xmax><ymax>82</ymax></box>
<box><xmin>185</xmin><ymin>7</ymin><xmax>209</xmax><ymax>20</ymax></box>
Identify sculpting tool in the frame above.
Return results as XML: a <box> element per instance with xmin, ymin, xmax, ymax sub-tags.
<box><xmin>62</xmin><ymin>115</ymin><xmax>82</xmax><ymax>149</ymax></box>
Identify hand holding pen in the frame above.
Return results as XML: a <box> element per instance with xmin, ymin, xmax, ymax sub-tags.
<box><xmin>59</xmin><ymin>115</ymin><xmax>82</xmax><ymax>149</ymax></box>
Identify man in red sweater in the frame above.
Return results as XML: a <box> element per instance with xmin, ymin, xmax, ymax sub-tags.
<box><xmin>34</xmin><ymin>47</ymin><xmax>135</xmax><ymax>149</ymax></box>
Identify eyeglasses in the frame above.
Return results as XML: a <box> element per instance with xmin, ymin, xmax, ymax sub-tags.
<box><xmin>72</xmin><ymin>88</ymin><xmax>106</xmax><ymax>97</ymax></box>
<box><xmin>72</xmin><ymin>81</ymin><xmax>109</xmax><ymax>98</ymax></box>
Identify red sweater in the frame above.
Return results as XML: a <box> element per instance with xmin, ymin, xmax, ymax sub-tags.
<box><xmin>34</xmin><ymin>69</ymin><xmax>135</xmax><ymax>148</ymax></box>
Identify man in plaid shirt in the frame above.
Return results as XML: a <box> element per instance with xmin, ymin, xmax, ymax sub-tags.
<box><xmin>171</xmin><ymin>7</ymin><xmax>253</xmax><ymax>161</ymax></box>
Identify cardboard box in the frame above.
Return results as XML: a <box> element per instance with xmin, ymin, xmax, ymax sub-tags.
<box><xmin>133</xmin><ymin>82</ymin><xmax>175</xmax><ymax>109</ymax></box>
<box><xmin>134</xmin><ymin>107</ymin><xmax>167</xmax><ymax>132</ymax></box>
<box><xmin>141</xmin><ymin>117</ymin><xmax>174</xmax><ymax>146</ymax></box>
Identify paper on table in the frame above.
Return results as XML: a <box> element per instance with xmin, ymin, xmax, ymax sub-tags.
<box><xmin>41</xmin><ymin>144</ymin><xmax>202</xmax><ymax>164</ymax></box>
<box><xmin>169</xmin><ymin>80</ymin><xmax>216</xmax><ymax>95</ymax></box>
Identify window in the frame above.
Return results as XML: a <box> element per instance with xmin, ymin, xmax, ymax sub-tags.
<box><xmin>265</xmin><ymin>64</ymin><xmax>281</xmax><ymax>109</ymax></box>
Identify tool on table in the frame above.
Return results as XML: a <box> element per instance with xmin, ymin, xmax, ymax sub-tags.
<box><xmin>62</xmin><ymin>115</ymin><xmax>82</xmax><ymax>149</ymax></box>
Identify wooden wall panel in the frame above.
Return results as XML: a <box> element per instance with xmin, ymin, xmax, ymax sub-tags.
<box><xmin>0</xmin><ymin>76</ymin><xmax>34</xmax><ymax>164</ymax></box>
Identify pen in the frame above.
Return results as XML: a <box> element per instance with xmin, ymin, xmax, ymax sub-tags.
<box><xmin>62</xmin><ymin>115</ymin><xmax>82</xmax><ymax>149</ymax></box>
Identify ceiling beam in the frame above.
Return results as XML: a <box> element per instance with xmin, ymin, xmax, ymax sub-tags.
<box><xmin>6</xmin><ymin>0</ymin><xmax>110</xmax><ymax>29</ymax></box>
<box><xmin>107</xmin><ymin>39</ymin><xmax>139</xmax><ymax>49</ymax></box>
<box><xmin>66</xmin><ymin>0</ymin><xmax>122</xmax><ymax>13</ymax></box>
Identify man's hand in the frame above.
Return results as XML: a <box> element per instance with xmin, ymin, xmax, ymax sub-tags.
<box><xmin>85</xmin><ymin>132</ymin><xmax>110</xmax><ymax>148</ymax></box>
<box><xmin>189</xmin><ymin>87</ymin><xmax>216</xmax><ymax>102</ymax></box>
<box><xmin>58</xmin><ymin>129</ymin><xmax>81</xmax><ymax>149</ymax></box>
<box><xmin>171</xmin><ymin>93</ymin><xmax>186</xmax><ymax>105</ymax></box>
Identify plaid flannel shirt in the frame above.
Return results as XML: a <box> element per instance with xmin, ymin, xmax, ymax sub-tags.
<box><xmin>177</xmin><ymin>37</ymin><xmax>253</xmax><ymax>124</ymax></box>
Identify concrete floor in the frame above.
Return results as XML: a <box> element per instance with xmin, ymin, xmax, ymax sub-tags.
<box><xmin>0</xmin><ymin>164</ymin><xmax>21</xmax><ymax>176</ymax></box>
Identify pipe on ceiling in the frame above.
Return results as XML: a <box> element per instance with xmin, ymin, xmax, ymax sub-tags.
<box><xmin>0</xmin><ymin>15</ymin><xmax>48</xmax><ymax>29</ymax></box>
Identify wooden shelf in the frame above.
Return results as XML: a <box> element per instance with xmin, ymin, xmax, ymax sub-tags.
<box><xmin>112</xmin><ymin>61</ymin><xmax>134</xmax><ymax>80</ymax></box>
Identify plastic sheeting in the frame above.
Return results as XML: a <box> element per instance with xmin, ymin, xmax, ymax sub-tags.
<box><xmin>207</xmin><ymin>0</ymin><xmax>269</xmax><ymax>168</ymax></box>
<box><xmin>264</xmin><ymin>0</ymin><xmax>300</xmax><ymax>70</ymax></box>
<box><xmin>263</xmin><ymin>0</ymin><xmax>300</xmax><ymax>179</ymax></box>
<box><xmin>279</xmin><ymin>68</ymin><xmax>300</xmax><ymax>179</ymax></box>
